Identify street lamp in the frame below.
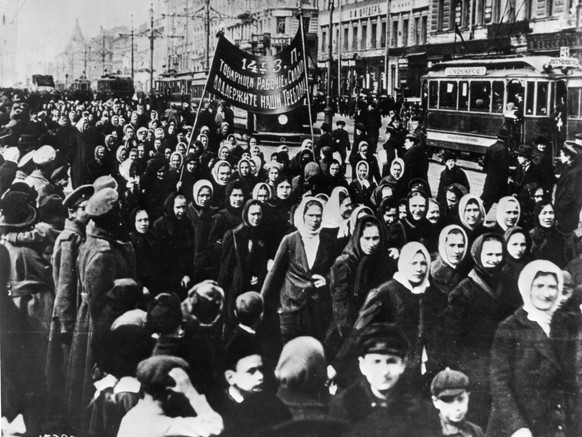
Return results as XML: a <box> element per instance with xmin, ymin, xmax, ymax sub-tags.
<box><xmin>324</xmin><ymin>0</ymin><xmax>335</xmax><ymax>127</ymax></box>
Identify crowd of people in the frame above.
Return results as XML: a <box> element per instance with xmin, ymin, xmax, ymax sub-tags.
<box><xmin>0</xmin><ymin>89</ymin><xmax>582</xmax><ymax>437</ymax></box>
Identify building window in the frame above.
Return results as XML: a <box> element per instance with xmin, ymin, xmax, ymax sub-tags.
<box><xmin>371</xmin><ymin>23</ymin><xmax>377</xmax><ymax>48</ymax></box>
<box><xmin>322</xmin><ymin>30</ymin><xmax>327</xmax><ymax>52</ymax></box>
<box><xmin>361</xmin><ymin>24</ymin><xmax>367</xmax><ymax>50</ymax></box>
<box><xmin>547</xmin><ymin>0</ymin><xmax>555</xmax><ymax>16</ymax></box>
<box><xmin>402</xmin><ymin>19</ymin><xmax>408</xmax><ymax>46</ymax></box>
<box><xmin>391</xmin><ymin>65</ymin><xmax>396</xmax><ymax>92</ymax></box>
<box><xmin>414</xmin><ymin>17</ymin><xmax>420</xmax><ymax>45</ymax></box>
<box><xmin>353</xmin><ymin>25</ymin><xmax>358</xmax><ymax>51</ymax></box>
<box><xmin>381</xmin><ymin>21</ymin><xmax>386</xmax><ymax>47</ymax></box>
<box><xmin>438</xmin><ymin>0</ymin><xmax>445</xmax><ymax>30</ymax></box>
<box><xmin>344</xmin><ymin>27</ymin><xmax>349</xmax><ymax>51</ymax></box>
<box><xmin>421</xmin><ymin>16</ymin><xmax>427</xmax><ymax>44</ymax></box>
<box><xmin>392</xmin><ymin>20</ymin><xmax>398</xmax><ymax>47</ymax></box>
<box><xmin>277</xmin><ymin>17</ymin><xmax>286</xmax><ymax>34</ymax></box>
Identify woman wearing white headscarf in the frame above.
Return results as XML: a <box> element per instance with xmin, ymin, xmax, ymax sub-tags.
<box><xmin>493</xmin><ymin>196</ymin><xmax>521</xmax><ymax>234</ymax></box>
<box><xmin>187</xmin><ymin>179</ymin><xmax>217</xmax><ymax>283</ymax></box>
<box><xmin>488</xmin><ymin>260</ymin><xmax>578</xmax><ymax>437</ymax></box>
<box><xmin>354</xmin><ymin>241</ymin><xmax>432</xmax><ymax>382</ymax></box>
<box><xmin>457</xmin><ymin>193</ymin><xmax>487</xmax><ymax>249</ymax></box>
<box><xmin>261</xmin><ymin>197</ymin><xmax>336</xmax><ymax>345</ymax></box>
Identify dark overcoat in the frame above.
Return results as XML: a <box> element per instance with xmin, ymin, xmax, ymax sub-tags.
<box><xmin>481</xmin><ymin>140</ymin><xmax>510</xmax><ymax>209</ymax></box>
<box><xmin>555</xmin><ymin>158</ymin><xmax>582</xmax><ymax>232</ymax></box>
<box><xmin>487</xmin><ymin>308</ymin><xmax>578</xmax><ymax>437</ymax></box>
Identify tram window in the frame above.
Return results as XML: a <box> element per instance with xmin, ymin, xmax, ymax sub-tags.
<box><xmin>526</xmin><ymin>82</ymin><xmax>535</xmax><ymax>115</ymax></box>
<box><xmin>469</xmin><ymin>81</ymin><xmax>491</xmax><ymax>112</ymax></box>
<box><xmin>536</xmin><ymin>82</ymin><xmax>549</xmax><ymax>116</ymax></box>
<box><xmin>459</xmin><ymin>81</ymin><xmax>469</xmax><ymax>110</ymax></box>
<box><xmin>568</xmin><ymin>88</ymin><xmax>581</xmax><ymax>118</ymax></box>
<box><xmin>429</xmin><ymin>81</ymin><xmax>438</xmax><ymax>108</ymax></box>
<box><xmin>492</xmin><ymin>81</ymin><xmax>504</xmax><ymax>113</ymax></box>
<box><xmin>439</xmin><ymin>81</ymin><xmax>457</xmax><ymax>109</ymax></box>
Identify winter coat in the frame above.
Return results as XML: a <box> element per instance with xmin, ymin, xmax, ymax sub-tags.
<box><xmin>402</xmin><ymin>145</ymin><xmax>430</xmax><ymax>192</ymax></box>
<box><xmin>65</xmin><ymin>224</ymin><xmax>136</xmax><ymax>435</ymax></box>
<box><xmin>481</xmin><ymin>140</ymin><xmax>510</xmax><ymax>209</ymax></box>
<box><xmin>555</xmin><ymin>158</ymin><xmax>582</xmax><ymax>233</ymax></box>
<box><xmin>487</xmin><ymin>308</ymin><xmax>578</xmax><ymax>437</ymax></box>
<box><xmin>69</xmin><ymin>128</ymin><xmax>104</xmax><ymax>189</ymax></box>
<box><xmin>530</xmin><ymin>226</ymin><xmax>568</xmax><ymax>268</ymax></box>
<box><xmin>187</xmin><ymin>201</ymin><xmax>217</xmax><ymax>282</ymax></box>
<box><xmin>129</xmin><ymin>230</ymin><xmax>159</xmax><ymax>294</ymax></box>
<box><xmin>436</xmin><ymin>166</ymin><xmax>470</xmax><ymax>206</ymax></box>
<box><xmin>208</xmin><ymin>205</ymin><xmax>243</xmax><ymax>279</ymax></box>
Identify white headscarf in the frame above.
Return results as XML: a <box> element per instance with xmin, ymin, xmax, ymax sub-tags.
<box><xmin>496</xmin><ymin>196</ymin><xmax>521</xmax><ymax>232</ymax></box>
<box><xmin>193</xmin><ymin>179</ymin><xmax>213</xmax><ymax>207</ymax></box>
<box><xmin>518</xmin><ymin>260</ymin><xmax>563</xmax><ymax>336</ymax></box>
<box><xmin>393</xmin><ymin>241</ymin><xmax>431</xmax><ymax>294</ymax></box>
<box><xmin>390</xmin><ymin>157</ymin><xmax>405</xmax><ymax>180</ymax></box>
<box><xmin>322</xmin><ymin>186</ymin><xmax>350</xmax><ymax>229</ymax></box>
<box><xmin>294</xmin><ymin>196</ymin><xmax>325</xmax><ymax>239</ymax></box>
<box><xmin>438</xmin><ymin>224</ymin><xmax>469</xmax><ymax>269</ymax></box>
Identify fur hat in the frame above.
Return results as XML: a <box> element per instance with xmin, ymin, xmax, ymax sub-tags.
<box><xmin>0</xmin><ymin>190</ymin><xmax>37</xmax><ymax>229</ymax></box>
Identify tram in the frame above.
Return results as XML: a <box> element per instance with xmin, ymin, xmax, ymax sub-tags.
<box><xmin>155</xmin><ymin>71</ymin><xmax>208</xmax><ymax>108</ymax></box>
<box><xmin>96</xmin><ymin>74</ymin><xmax>134</xmax><ymax>100</ymax></box>
<box><xmin>422</xmin><ymin>55</ymin><xmax>582</xmax><ymax>158</ymax></box>
<box><xmin>69</xmin><ymin>77</ymin><xmax>93</xmax><ymax>101</ymax></box>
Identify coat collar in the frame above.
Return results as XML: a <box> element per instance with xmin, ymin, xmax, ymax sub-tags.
<box><xmin>514</xmin><ymin>308</ymin><xmax>561</xmax><ymax>369</ymax></box>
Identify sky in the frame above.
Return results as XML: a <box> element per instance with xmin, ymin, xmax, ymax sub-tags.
<box><xmin>4</xmin><ymin>0</ymin><xmax>151</xmax><ymax>76</ymax></box>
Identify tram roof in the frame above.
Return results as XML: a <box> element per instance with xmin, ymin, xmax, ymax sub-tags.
<box><xmin>425</xmin><ymin>55</ymin><xmax>581</xmax><ymax>78</ymax></box>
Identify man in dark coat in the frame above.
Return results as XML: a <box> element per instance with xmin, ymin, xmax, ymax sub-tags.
<box><xmin>555</xmin><ymin>142</ymin><xmax>582</xmax><ymax>233</ymax></box>
<box><xmin>331</xmin><ymin>119</ymin><xmax>350</xmax><ymax>165</ymax></box>
<box><xmin>69</xmin><ymin>119</ymin><xmax>104</xmax><ymax>188</ymax></box>
<box><xmin>401</xmin><ymin>132</ymin><xmax>429</xmax><ymax>193</ymax></box>
<box><xmin>508</xmin><ymin>144</ymin><xmax>543</xmax><ymax>195</ymax></box>
<box><xmin>365</xmin><ymin>101</ymin><xmax>382</xmax><ymax>154</ymax></box>
<box><xmin>481</xmin><ymin>129</ymin><xmax>511</xmax><ymax>212</ymax></box>
<box><xmin>315</xmin><ymin>122</ymin><xmax>335</xmax><ymax>159</ymax></box>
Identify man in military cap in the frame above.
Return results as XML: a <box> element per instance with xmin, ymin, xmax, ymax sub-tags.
<box><xmin>331</xmin><ymin>324</ymin><xmax>426</xmax><ymax>427</ymax></box>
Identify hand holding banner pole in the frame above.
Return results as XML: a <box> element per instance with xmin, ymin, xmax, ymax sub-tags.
<box><xmin>298</xmin><ymin>5</ymin><xmax>315</xmax><ymax>147</ymax></box>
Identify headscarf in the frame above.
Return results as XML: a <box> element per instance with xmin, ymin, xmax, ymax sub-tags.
<box><xmin>518</xmin><ymin>260</ymin><xmax>563</xmax><ymax>336</ymax></box>
<box><xmin>458</xmin><ymin>194</ymin><xmax>485</xmax><ymax>230</ymax></box>
<box><xmin>252</xmin><ymin>182</ymin><xmax>272</xmax><ymax>201</ymax></box>
<box><xmin>293</xmin><ymin>196</ymin><xmax>324</xmax><ymax>238</ymax></box>
<box><xmin>393</xmin><ymin>241</ymin><xmax>431</xmax><ymax>294</ymax></box>
<box><xmin>300</xmin><ymin>139</ymin><xmax>313</xmax><ymax>152</ymax></box>
<box><xmin>169</xmin><ymin>151</ymin><xmax>183</xmax><ymax>169</ymax></box>
<box><xmin>193</xmin><ymin>179</ymin><xmax>213</xmax><ymax>208</ymax></box>
<box><xmin>154</xmin><ymin>127</ymin><xmax>165</xmax><ymax>139</ymax></box>
<box><xmin>76</xmin><ymin>118</ymin><xmax>88</xmax><ymax>134</ymax></box>
<box><xmin>237</xmin><ymin>157</ymin><xmax>252</xmax><ymax>175</ymax></box>
<box><xmin>211</xmin><ymin>159</ymin><xmax>232</xmax><ymax>186</ymax></box>
<box><xmin>496</xmin><ymin>196</ymin><xmax>521</xmax><ymax>231</ymax></box>
<box><xmin>438</xmin><ymin>224</ymin><xmax>469</xmax><ymax>269</ymax></box>
<box><xmin>504</xmin><ymin>226</ymin><xmax>531</xmax><ymax>262</ymax></box>
<box><xmin>241</xmin><ymin>199</ymin><xmax>263</xmax><ymax>228</ymax></box>
<box><xmin>358</xmin><ymin>141</ymin><xmax>369</xmax><ymax>153</ymax></box>
<box><xmin>390</xmin><ymin>157</ymin><xmax>404</xmax><ymax>180</ymax></box>
<box><xmin>250</xmin><ymin>156</ymin><xmax>262</xmax><ymax>176</ymax></box>
<box><xmin>104</xmin><ymin>134</ymin><xmax>116</xmax><ymax>149</ymax></box>
<box><xmin>218</xmin><ymin>144</ymin><xmax>231</xmax><ymax>159</ymax></box>
<box><xmin>94</xmin><ymin>145</ymin><xmax>105</xmax><ymax>161</ymax></box>
<box><xmin>343</xmin><ymin>214</ymin><xmax>385</xmax><ymax>259</ymax></box>
<box><xmin>355</xmin><ymin>160</ymin><xmax>369</xmax><ymax>183</ymax></box>
<box><xmin>469</xmin><ymin>233</ymin><xmax>505</xmax><ymax>290</ymax></box>
<box><xmin>115</xmin><ymin>146</ymin><xmax>127</xmax><ymax>163</ymax></box>
<box><xmin>344</xmin><ymin>205</ymin><xmax>374</xmax><ymax>239</ymax></box>
<box><xmin>322</xmin><ymin>186</ymin><xmax>350</xmax><ymax>229</ymax></box>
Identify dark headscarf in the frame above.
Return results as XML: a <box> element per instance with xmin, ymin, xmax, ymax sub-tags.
<box><xmin>470</xmin><ymin>233</ymin><xmax>505</xmax><ymax>288</ymax></box>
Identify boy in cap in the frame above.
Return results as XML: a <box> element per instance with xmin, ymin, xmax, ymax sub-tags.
<box><xmin>430</xmin><ymin>368</ymin><xmax>484</xmax><ymax>437</ymax></box>
<box><xmin>332</xmin><ymin>119</ymin><xmax>350</xmax><ymax>165</ymax></box>
<box><xmin>211</xmin><ymin>336</ymin><xmax>290</xmax><ymax>437</ymax></box>
<box><xmin>117</xmin><ymin>356</ymin><xmax>223</xmax><ymax>437</ymax></box>
<box><xmin>334</xmin><ymin>323</ymin><xmax>432</xmax><ymax>437</ymax></box>
<box><xmin>436</xmin><ymin>151</ymin><xmax>470</xmax><ymax>207</ymax></box>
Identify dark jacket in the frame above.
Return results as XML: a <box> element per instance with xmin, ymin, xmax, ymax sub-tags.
<box><xmin>436</xmin><ymin>166</ymin><xmax>470</xmax><ymax>206</ymax></box>
<box><xmin>402</xmin><ymin>145</ymin><xmax>429</xmax><ymax>191</ymax></box>
<box><xmin>487</xmin><ymin>308</ymin><xmax>578</xmax><ymax>437</ymax></box>
<box><xmin>187</xmin><ymin>201</ymin><xmax>217</xmax><ymax>282</ymax></box>
<box><xmin>481</xmin><ymin>140</ymin><xmax>510</xmax><ymax>209</ymax></box>
<box><xmin>555</xmin><ymin>157</ymin><xmax>582</xmax><ymax>232</ymax></box>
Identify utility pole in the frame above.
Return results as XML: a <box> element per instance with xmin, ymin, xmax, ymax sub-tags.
<box><xmin>324</xmin><ymin>0</ymin><xmax>335</xmax><ymax>127</ymax></box>
<box><xmin>118</xmin><ymin>15</ymin><xmax>135</xmax><ymax>82</ymax></box>
<box><xmin>84</xmin><ymin>44</ymin><xmax>89</xmax><ymax>77</ymax></box>
<box><xmin>205</xmin><ymin>0</ymin><xmax>210</xmax><ymax>72</ymax></box>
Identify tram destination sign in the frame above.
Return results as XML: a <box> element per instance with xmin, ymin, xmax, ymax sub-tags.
<box><xmin>549</xmin><ymin>57</ymin><xmax>580</xmax><ymax>68</ymax></box>
<box><xmin>207</xmin><ymin>30</ymin><xmax>307</xmax><ymax>115</ymax></box>
<box><xmin>444</xmin><ymin>67</ymin><xmax>487</xmax><ymax>76</ymax></box>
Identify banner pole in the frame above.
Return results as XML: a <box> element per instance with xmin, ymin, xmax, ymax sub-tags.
<box><xmin>298</xmin><ymin>6</ymin><xmax>315</xmax><ymax>147</ymax></box>
<box><xmin>180</xmin><ymin>39</ymin><xmax>218</xmax><ymax>183</ymax></box>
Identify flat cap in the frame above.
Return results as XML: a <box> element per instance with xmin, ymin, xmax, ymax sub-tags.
<box><xmin>85</xmin><ymin>187</ymin><xmax>119</xmax><ymax>217</ymax></box>
<box><xmin>358</xmin><ymin>323</ymin><xmax>410</xmax><ymax>358</ymax></box>
<box><xmin>431</xmin><ymin>367</ymin><xmax>470</xmax><ymax>399</ymax></box>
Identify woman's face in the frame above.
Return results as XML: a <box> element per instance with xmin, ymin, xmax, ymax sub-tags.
<box><xmin>217</xmin><ymin>164</ymin><xmax>231</xmax><ymax>184</ymax></box>
<box><xmin>444</xmin><ymin>232</ymin><xmax>465</xmax><ymax>267</ymax></box>
<box><xmin>230</xmin><ymin>188</ymin><xmax>245</xmax><ymax>209</ymax></box>
<box><xmin>303</xmin><ymin>204</ymin><xmax>323</xmax><ymax>232</ymax></box>
<box><xmin>170</xmin><ymin>154</ymin><xmax>181</xmax><ymax>169</ymax></box>
<box><xmin>119</xmin><ymin>148</ymin><xmax>128</xmax><ymax>161</ymax></box>
<box><xmin>129</xmin><ymin>149</ymin><xmax>138</xmax><ymax>162</ymax></box>
<box><xmin>200</xmin><ymin>135</ymin><xmax>208</xmax><ymax>147</ymax></box>
<box><xmin>426</xmin><ymin>202</ymin><xmax>440</xmax><ymax>224</ymax></box>
<box><xmin>409</xmin><ymin>195</ymin><xmax>427</xmax><ymax>221</ymax></box>
<box><xmin>480</xmin><ymin>240</ymin><xmax>503</xmax><ymax>269</ymax></box>
<box><xmin>357</xmin><ymin>164</ymin><xmax>367</xmax><ymax>180</ymax></box>
<box><xmin>268</xmin><ymin>167</ymin><xmax>280</xmax><ymax>182</ymax></box>
<box><xmin>503</xmin><ymin>201</ymin><xmax>519</xmax><ymax>228</ymax></box>
<box><xmin>538</xmin><ymin>204</ymin><xmax>555</xmax><ymax>228</ymax></box>
<box><xmin>399</xmin><ymin>204</ymin><xmax>407</xmax><ymax>220</ymax></box>
<box><xmin>256</xmin><ymin>187</ymin><xmax>270</xmax><ymax>203</ymax></box>
<box><xmin>176</xmin><ymin>144</ymin><xmax>185</xmax><ymax>154</ymax></box>
<box><xmin>391</xmin><ymin>163</ymin><xmax>402</xmax><ymax>179</ymax></box>
<box><xmin>464</xmin><ymin>201</ymin><xmax>481</xmax><ymax>226</ymax></box>
<box><xmin>276</xmin><ymin>181</ymin><xmax>292</xmax><ymax>200</ymax></box>
<box><xmin>507</xmin><ymin>232</ymin><xmax>527</xmax><ymax>260</ymax></box>
<box><xmin>408</xmin><ymin>251</ymin><xmax>428</xmax><ymax>285</ymax></box>
<box><xmin>247</xmin><ymin>204</ymin><xmax>263</xmax><ymax>227</ymax></box>
<box><xmin>339</xmin><ymin>196</ymin><xmax>354</xmax><ymax>220</ymax></box>
<box><xmin>446</xmin><ymin>191</ymin><xmax>459</xmax><ymax>209</ymax></box>
<box><xmin>251</xmin><ymin>146</ymin><xmax>261</xmax><ymax>156</ymax></box>
<box><xmin>239</xmin><ymin>161</ymin><xmax>250</xmax><ymax>176</ymax></box>
<box><xmin>197</xmin><ymin>187</ymin><xmax>212</xmax><ymax>207</ymax></box>
<box><xmin>134</xmin><ymin>210</ymin><xmax>149</xmax><ymax>234</ymax></box>
<box><xmin>156</xmin><ymin>167</ymin><xmax>166</xmax><ymax>181</ymax></box>
<box><xmin>359</xmin><ymin>224</ymin><xmax>381</xmax><ymax>255</ymax></box>
<box><xmin>219</xmin><ymin>148</ymin><xmax>229</xmax><ymax>160</ymax></box>
<box><xmin>164</xmin><ymin>148</ymin><xmax>172</xmax><ymax>160</ymax></box>
<box><xmin>249</xmin><ymin>137</ymin><xmax>257</xmax><ymax>147</ymax></box>
<box><xmin>530</xmin><ymin>273</ymin><xmax>559</xmax><ymax>312</ymax></box>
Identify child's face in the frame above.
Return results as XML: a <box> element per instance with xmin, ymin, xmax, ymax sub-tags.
<box><xmin>432</xmin><ymin>391</ymin><xmax>470</xmax><ymax>424</ymax></box>
<box><xmin>359</xmin><ymin>353</ymin><xmax>406</xmax><ymax>395</ymax></box>
<box><xmin>226</xmin><ymin>354</ymin><xmax>264</xmax><ymax>396</ymax></box>
<box><xmin>445</xmin><ymin>159</ymin><xmax>456</xmax><ymax>170</ymax></box>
